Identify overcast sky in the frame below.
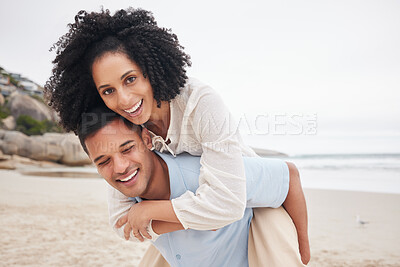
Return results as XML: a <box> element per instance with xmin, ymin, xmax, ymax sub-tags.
<box><xmin>1</xmin><ymin>0</ymin><xmax>399</xmax><ymax>135</ymax></box>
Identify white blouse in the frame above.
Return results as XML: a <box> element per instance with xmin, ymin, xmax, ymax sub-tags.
<box><xmin>108</xmin><ymin>78</ymin><xmax>257</xmax><ymax>239</ymax></box>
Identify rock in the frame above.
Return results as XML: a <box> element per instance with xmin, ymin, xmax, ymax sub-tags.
<box><xmin>0</xmin><ymin>131</ymin><xmax>31</xmax><ymax>156</ymax></box>
<box><xmin>0</xmin><ymin>153</ymin><xmax>12</xmax><ymax>161</ymax></box>
<box><xmin>0</xmin><ymin>148</ymin><xmax>9</xmax><ymax>160</ymax></box>
<box><xmin>29</xmin><ymin>132</ymin><xmax>90</xmax><ymax>166</ymax></box>
<box><xmin>30</xmin><ymin>134</ymin><xmax>64</xmax><ymax>162</ymax></box>
<box><xmin>0</xmin><ymin>94</ymin><xmax>4</xmax><ymax>106</ymax></box>
<box><xmin>0</xmin><ymin>129</ymin><xmax>5</xmax><ymax>139</ymax></box>
<box><xmin>7</xmin><ymin>92</ymin><xmax>53</xmax><ymax>121</ymax></box>
<box><xmin>0</xmin><ymin>136</ymin><xmax>15</xmax><ymax>169</ymax></box>
<box><xmin>59</xmin><ymin>133</ymin><xmax>91</xmax><ymax>166</ymax></box>
<box><xmin>11</xmin><ymin>154</ymin><xmax>36</xmax><ymax>165</ymax></box>
<box><xmin>0</xmin><ymin>160</ymin><xmax>16</xmax><ymax>170</ymax></box>
<box><xmin>1</xmin><ymin>116</ymin><xmax>16</xmax><ymax>130</ymax></box>
<box><xmin>0</xmin><ymin>130</ymin><xmax>90</xmax><ymax>166</ymax></box>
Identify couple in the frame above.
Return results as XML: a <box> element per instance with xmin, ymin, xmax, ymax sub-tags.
<box><xmin>45</xmin><ymin>7</ymin><xmax>310</xmax><ymax>266</ymax></box>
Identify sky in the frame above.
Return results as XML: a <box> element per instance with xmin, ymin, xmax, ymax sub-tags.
<box><xmin>1</xmin><ymin>0</ymin><xmax>400</xmax><ymax>142</ymax></box>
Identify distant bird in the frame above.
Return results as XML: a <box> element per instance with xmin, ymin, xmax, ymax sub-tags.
<box><xmin>356</xmin><ymin>215</ymin><xmax>369</xmax><ymax>226</ymax></box>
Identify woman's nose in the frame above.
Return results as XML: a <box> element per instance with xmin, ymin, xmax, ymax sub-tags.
<box><xmin>117</xmin><ymin>87</ymin><xmax>131</xmax><ymax>109</ymax></box>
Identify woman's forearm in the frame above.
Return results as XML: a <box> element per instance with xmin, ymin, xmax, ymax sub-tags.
<box><xmin>152</xmin><ymin>220</ymin><xmax>184</xmax><ymax>235</ymax></box>
<box><xmin>143</xmin><ymin>200</ymin><xmax>182</xmax><ymax>225</ymax></box>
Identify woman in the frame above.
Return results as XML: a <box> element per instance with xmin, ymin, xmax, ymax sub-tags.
<box><xmin>45</xmin><ymin>8</ymin><xmax>309</xmax><ymax>266</ymax></box>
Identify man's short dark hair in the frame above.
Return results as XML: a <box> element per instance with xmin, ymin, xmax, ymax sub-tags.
<box><xmin>78</xmin><ymin>105</ymin><xmax>142</xmax><ymax>154</ymax></box>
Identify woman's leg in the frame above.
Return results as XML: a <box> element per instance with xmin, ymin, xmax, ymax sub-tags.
<box><xmin>138</xmin><ymin>245</ymin><xmax>170</xmax><ymax>267</ymax></box>
<box><xmin>248</xmin><ymin>206</ymin><xmax>306</xmax><ymax>267</ymax></box>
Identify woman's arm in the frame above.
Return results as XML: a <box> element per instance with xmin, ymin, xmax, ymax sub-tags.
<box><xmin>108</xmin><ymin>81</ymin><xmax>248</xmax><ymax>232</ymax></box>
<box><xmin>116</xmin><ymin>200</ymin><xmax>183</xmax><ymax>241</ymax></box>
<box><xmin>108</xmin><ymin>185</ymin><xmax>184</xmax><ymax>241</ymax></box>
<box><xmin>152</xmin><ymin>220</ymin><xmax>184</xmax><ymax>235</ymax></box>
<box><xmin>169</xmin><ymin>83</ymin><xmax>247</xmax><ymax>230</ymax></box>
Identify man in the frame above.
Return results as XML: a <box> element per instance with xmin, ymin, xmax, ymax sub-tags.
<box><xmin>78</xmin><ymin>106</ymin><xmax>305</xmax><ymax>266</ymax></box>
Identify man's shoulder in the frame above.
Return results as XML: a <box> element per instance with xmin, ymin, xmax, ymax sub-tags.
<box><xmin>156</xmin><ymin>152</ymin><xmax>202</xmax><ymax>197</ymax></box>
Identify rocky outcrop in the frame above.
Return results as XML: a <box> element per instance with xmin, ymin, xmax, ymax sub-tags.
<box><xmin>6</xmin><ymin>92</ymin><xmax>54</xmax><ymax>121</ymax></box>
<box><xmin>0</xmin><ymin>94</ymin><xmax>4</xmax><ymax>106</ymax></box>
<box><xmin>0</xmin><ymin>130</ymin><xmax>91</xmax><ymax>166</ymax></box>
<box><xmin>1</xmin><ymin>116</ymin><xmax>16</xmax><ymax>130</ymax></box>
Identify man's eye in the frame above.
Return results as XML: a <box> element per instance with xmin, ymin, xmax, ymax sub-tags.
<box><xmin>98</xmin><ymin>158</ymin><xmax>110</xmax><ymax>166</ymax></box>
<box><xmin>103</xmin><ymin>88</ymin><xmax>114</xmax><ymax>95</ymax></box>
<box><xmin>122</xmin><ymin>145</ymin><xmax>134</xmax><ymax>153</ymax></box>
<box><xmin>126</xmin><ymin>76</ymin><xmax>136</xmax><ymax>84</ymax></box>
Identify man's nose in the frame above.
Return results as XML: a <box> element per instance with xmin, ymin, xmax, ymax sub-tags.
<box><xmin>113</xmin><ymin>154</ymin><xmax>129</xmax><ymax>174</ymax></box>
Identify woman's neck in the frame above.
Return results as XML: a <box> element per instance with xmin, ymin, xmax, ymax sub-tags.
<box><xmin>145</xmin><ymin>100</ymin><xmax>170</xmax><ymax>139</ymax></box>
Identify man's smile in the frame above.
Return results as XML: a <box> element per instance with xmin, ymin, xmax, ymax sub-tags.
<box><xmin>117</xmin><ymin>168</ymin><xmax>139</xmax><ymax>185</ymax></box>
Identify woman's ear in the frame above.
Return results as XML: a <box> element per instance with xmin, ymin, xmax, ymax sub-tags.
<box><xmin>141</xmin><ymin>127</ymin><xmax>153</xmax><ymax>150</ymax></box>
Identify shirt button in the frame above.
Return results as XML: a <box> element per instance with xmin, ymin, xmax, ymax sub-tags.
<box><xmin>176</xmin><ymin>254</ymin><xmax>181</xmax><ymax>260</ymax></box>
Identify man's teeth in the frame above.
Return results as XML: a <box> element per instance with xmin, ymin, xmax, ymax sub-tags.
<box><xmin>124</xmin><ymin>99</ymin><xmax>143</xmax><ymax>113</ymax></box>
<box><xmin>119</xmin><ymin>169</ymin><xmax>138</xmax><ymax>182</ymax></box>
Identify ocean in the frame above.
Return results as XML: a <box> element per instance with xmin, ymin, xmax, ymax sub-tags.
<box><xmin>243</xmin><ymin>133</ymin><xmax>400</xmax><ymax>194</ymax></box>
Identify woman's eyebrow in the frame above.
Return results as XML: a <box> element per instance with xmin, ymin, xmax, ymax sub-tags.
<box><xmin>98</xmin><ymin>84</ymin><xmax>110</xmax><ymax>91</ymax></box>
<box><xmin>120</xmin><ymin>70</ymin><xmax>136</xmax><ymax>80</ymax></box>
<box><xmin>97</xmin><ymin>70</ymin><xmax>138</xmax><ymax>91</ymax></box>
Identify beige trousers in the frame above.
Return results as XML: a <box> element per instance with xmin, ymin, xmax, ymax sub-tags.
<box><xmin>138</xmin><ymin>207</ymin><xmax>304</xmax><ymax>267</ymax></box>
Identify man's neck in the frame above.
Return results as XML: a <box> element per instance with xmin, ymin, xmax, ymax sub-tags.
<box><xmin>139</xmin><ymin>152</ymin><xmax>170</xmax><ymax>201</ymax></box>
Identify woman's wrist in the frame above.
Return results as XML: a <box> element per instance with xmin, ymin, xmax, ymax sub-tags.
<box><xmin>142</xmin><ymin>200</ymin><xmax>180</xmax><ymax>224</ymax></box>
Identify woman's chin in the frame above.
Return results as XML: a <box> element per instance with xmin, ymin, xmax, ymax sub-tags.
<box><xmin>123</xmin><ymin>112</ymin><xmax>148</xmax><ymax>125</ymax></box>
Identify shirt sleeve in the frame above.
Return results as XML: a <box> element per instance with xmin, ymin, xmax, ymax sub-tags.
<box><xmin>107</xmin><ymin>184</ymin><xmax>159</xmax><ymax>242</ymax></box>
<box><xmin>244</xmin><ymin>158</ymin><xmax>290</xmax><ymax>209</ymax></box>
<box><xmin>170</xmin><ymin>86</ymin><xmax>247</xmax><ymax>230</ymax></box>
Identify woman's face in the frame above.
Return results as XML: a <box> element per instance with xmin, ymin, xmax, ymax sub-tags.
<box><xmin>92</xmin><ymin>52</ymin><xmax>156</xmax><ymax>125</ymax></box>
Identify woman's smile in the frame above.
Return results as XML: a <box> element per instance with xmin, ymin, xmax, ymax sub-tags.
<box><xmin>123</xmin><ymin>99</ymin><xmax>144</xmax><ymax>118</ymax></box>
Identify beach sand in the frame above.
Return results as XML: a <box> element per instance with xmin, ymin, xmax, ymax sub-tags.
<box><xmin>0</xmin><ymin>169</ymin><xmax>399</xmax><ymax>266</ymax></box>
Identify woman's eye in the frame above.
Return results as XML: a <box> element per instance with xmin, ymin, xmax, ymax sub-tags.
<box><xmin>126</xmin><ymin>76</ymin><xmax>136</xmax><ymax>84</ymax></box>
<box><xmin>103</xmin><ymin>88</ymin><xmax>114</xmax><ymax>95</ymax></box>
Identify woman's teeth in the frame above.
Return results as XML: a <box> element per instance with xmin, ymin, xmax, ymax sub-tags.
<box><xmin>124</xmin><ymin>99</ymin><xmax>143</xmax><ymax>113</ymax></box>
<box><xmin>119</xmin><ymin>169</ymin><xmax>138</xmax><ymax>182</ymax></box>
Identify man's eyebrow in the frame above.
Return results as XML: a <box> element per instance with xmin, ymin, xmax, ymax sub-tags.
<box><xmin>120</xmin><ymin>140</ymin><xmax>135</xmax><ymax>148</ymax></box>
<box><xmin>93</xmin><ymin>155</ymin><xmax>104</xmax><ymax>163</ymax></box>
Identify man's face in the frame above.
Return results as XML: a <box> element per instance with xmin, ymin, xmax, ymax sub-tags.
<box><xmin>85</xmin><ymin>119</ymin><xmax>154</xmax><ymax>198</ymax></box>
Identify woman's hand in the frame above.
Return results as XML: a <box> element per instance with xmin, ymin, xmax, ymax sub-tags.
<box><xmin>116</xmin><ymin>201</ymin><xmax>152</xmax><ymax>242</ymax></box>
<box><xmin>116</xmin><ymin>200</ymin><xmax>182</xmax><ymax>241</ymax></box>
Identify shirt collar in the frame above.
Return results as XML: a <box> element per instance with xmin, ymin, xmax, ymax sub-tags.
<box><xmin>154</xmin><ymin>151</ymin><xmax>187</xmax><ymax>200</ymax></box>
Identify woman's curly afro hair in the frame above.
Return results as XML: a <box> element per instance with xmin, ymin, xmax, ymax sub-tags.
<box><xmin>45</xmin><ymin>7</ymin><xmax>191</xmax><ymax>133</ymax></box>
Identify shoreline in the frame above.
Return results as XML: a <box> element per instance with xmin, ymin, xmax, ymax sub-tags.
<box><xmin>1</xmin><ymin>170</ymin><xmax>399</xmax><ymax>266</ymax></box>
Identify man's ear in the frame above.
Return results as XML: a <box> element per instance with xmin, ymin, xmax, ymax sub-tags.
<box><xmin>141</xmin><ymin>128</ymin><xmax>153</xmax><ymax>150</ymax></box>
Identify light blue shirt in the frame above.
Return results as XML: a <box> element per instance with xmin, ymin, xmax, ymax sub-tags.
<box><xmin>135</xmin><ymin>152</ymin><xmax>289</xmax><ymax>267</ymax></box>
